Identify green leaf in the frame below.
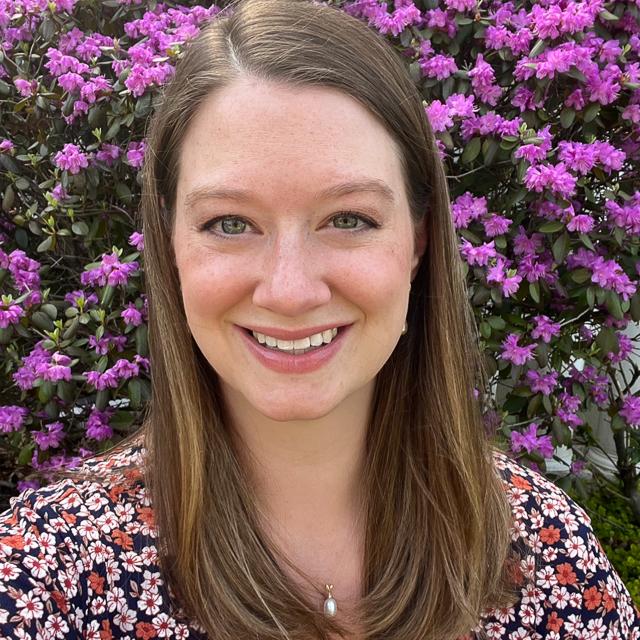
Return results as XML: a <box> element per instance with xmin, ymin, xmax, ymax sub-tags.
<box><xmin>529</xmin><ymin>39</ymin><xmax>546</xmax><ymax>58</ymax></box>
<box><xmin>605</xmin><ymin>290</ymin><xmax>624</xmax><ymax>320</ymax></box>
<box><xmin>529</xmin><ymin>281</ymin><xmax>540</xmax><ymax>303</ymax></box>
<box><xmin>539</xmin><ymin>220</ymin><xmax>564</xmax><ymax>233</ymax></box>
<box><xmin>584</xmin><ymin>103</ymin><xmax>601</xmax><ymax>123</ymax></box>
<box><xmin>487</xmin><ymin>316</ymin><xmax>506</xmax><ymax>330</ymax></box>
<box><xmin>630</xmin><ymin>292</ymin><xmax>640</xmax><ymax>321</ymax></box>
<box><xmin>569</xmin><ymin>268</ymin><xmax>591</xmax><ymax>284</ymax></box>
<box><xmin>36</xmin><ymin>236</ymin><xmax>54</xmax><ymax>252</ymax></box>
<box><xmin>586</xmin><ymin>286</ymin><xmax>596</xmax><ymax>309</ymax></box>
<box><xmin>595</xmin><ymin>326</ymin><xmax>619</xmax><ymax>355</ymax></box>
<box><xmin>128</xmin><ymin>378</ymin><xmax>142</xmax><ymax>409</ymax></box>
<box><xmin>461</xmin><ymin>137</ymin><xmax>482</xmax><ymax>164</ymax></box>
<box><xmin>41</xmin><ymin>304</ymin><xmax>57</xmax><ymax>320</ymax></box>
<box><xmin>31</xmin><ymin>310</ymin><xmax>55</xmax><ymax>331</ymax></box>
<box><xmin>72</xmin><ymin>221</ymin><xmax>89</xmax><ymax>235</ymax></box>
<box><xmin>599</xmin><ymin>9</ymin><xmax>619</xmax><ymax>21</ymax></box>
<box><xmin>480</xmin><ymin>321</ymin><xmax>492</xmax><ymax>339</ymax></box>
<box><xmin>552</xmin><ymin>232</ymin><xmax>570</xmax><ymax>264</ymax></box>
<box><xmin>18</xmin><ymin>444</ymin><xmax>35</xmax><ymax>466</ymax></box>
<box><xmin>560</xmin><ymin>108</ymin><xmax>575</xmax><ymax>129</ymax></box>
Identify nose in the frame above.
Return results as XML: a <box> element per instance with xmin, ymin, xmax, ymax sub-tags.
<box><xmin>252</xmin><ymin>230</ymin><xmax>332</xmax><ymax>317</ymax></box>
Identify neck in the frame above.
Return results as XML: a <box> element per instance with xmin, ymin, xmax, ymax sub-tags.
<box><xmin>223</xmin><ymin>381</ymin><xmax>373</xmax><ymax>534</ymax></box>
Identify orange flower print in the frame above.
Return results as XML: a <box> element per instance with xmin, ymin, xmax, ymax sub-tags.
<box><xmin>113</xmin><ymin>529</ymin><xmax>134</xmax><ymax>551</ymax></box>
<box><xmin>89</xmin><ymin>571</ymin><xmax>105</xmax><ymax>595</ymax></box>
<box><xmin>540</xmin><ymin>525</ymin><xmax>561</xmax><ymax>545</ymax></box>
<box><xmin>556</xmin><ymin>563</ymin><xmax>577</xmax><ymax>586</ymax></box>
<box><xmin>136</xmin><ymin>621</ymin><xmax>157</xmax><ymax>639</ymax></box>
<box><xmin>584</xmin><ymin>586</ymin><xmax>602</xmax><ymax>611</ymax></box>
<box><xmin>603</xmin><ymin>588</ymin><xmax>615</xmax><ymax>612</ymax></box>
<box><xmin>546</xmin><ymin>611</ymin><xmax>563</xmax><ymax>632</ymax></box>
<box><xmin>511</xmin><ymin>475</ymin><xmax>533</xmax><ymax>491</ymax></box>
<box><xmin>99</xmin><ymin>620</ymin><xmax>113</xmax><ymax>640</ymax></box>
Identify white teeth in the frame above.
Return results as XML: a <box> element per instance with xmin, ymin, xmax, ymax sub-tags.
<box><xmin>251</xmin><ymin>327</ymin><xmax>341</xmax><ymax>352</ymax></box>
<box><xmin>293</xmin><ymin>337</ymin><xmax>311</xmax><ymax>349</ymax></box>
<box><xmin>309</xmin><ymin>333</ymin><xmax>323</xmax><ymax>347</ymax></box>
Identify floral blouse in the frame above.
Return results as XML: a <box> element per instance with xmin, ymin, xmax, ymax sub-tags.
<box><xmin>1</xmin><ymin>444</ymin><xmax>639</xmax><ymax>639</ymax></box>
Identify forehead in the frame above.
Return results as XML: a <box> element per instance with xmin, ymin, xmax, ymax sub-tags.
<box><xmin>176</xmin><ymin>77</ymin><xmax>407</xmax><ymax>206</ymax></box>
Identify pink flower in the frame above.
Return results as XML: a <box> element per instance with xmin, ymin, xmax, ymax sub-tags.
<box><xmin>420</xmin><ymin>54</ymin><xmax>458</xmax><ymax>80</ymax></box>
<box><xmin>620</xmin><ymin>395</ymin><xmax>640</xmax><ymax>428</ymax></box>
<box><xmin>425</xmin><ymin>101</ymin><xmax>453</xmax><ymax>133</ymax></box>
<box><xmin>0</xmin><ymin>405</ymin><xmax>29</xmax><ymax>434</ymax></box>
<box><xmin>53</xmin><ymin>143</ymin><xmax>90</xmax><ymax>175</ymax></box>
<box><xmin>531</xmin><ymin>315</ymin><xmax>561</xmax><ymax>343</ymax></box>
<box><xmin>126</xmin><ymin>141</ymin><xmax>146</xmax><ymax>168</ymax></box>
<box><xmin>459</xmin><ymin>239</ymin><xmax>497</xmax><ymax>266</ymax></box>
<box><xmin>128</xmin><ymin>231</ymin><xmax>144</xmax><ymax>251</ymax></box>
<box><xmin>0</xmin><ymin>139</ymin><xmax>15</xmax><ymax>153</ymax></box>
<box><xmin>501</xmin><ymin>333</ymin><xmax>536</xmax><ymax>365</ymax></box>
<box><xmin>567</xmin><ymin>214</ymin><xmax>595</xmax><ymax>233</ymax></box>
<box><xmin>510</xmin><ymin>423</ymin><xmax>554</xmax><ymax>459</ymax></box>
<box><xmin>13</xmin><ymin>78</ymin><xmax>37</xmax><ymax>97</ymax></box>
<box><xmin>121</xmin><ymin>302</ymin><xmax>143</xmax><ymax>326</ymax></box>
<box><xmin>525</xmin><ymin>369</ymin><xmax>558</xmax><ymax>395</ymax></box>
<box><xmin>524</xmin><ymin>162</ymin><xmax>577</xmax><ymax>198</ymax></box>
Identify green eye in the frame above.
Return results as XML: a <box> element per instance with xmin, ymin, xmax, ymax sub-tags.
<box><xmin>332</xmin><ymin>213</ymin><xmax>361</xmax><ymax>229</ymax></box>
<box><xmin>220</xmin><ymin>217</ymin><xmax>247</xmax><ymax>234</ymax></box>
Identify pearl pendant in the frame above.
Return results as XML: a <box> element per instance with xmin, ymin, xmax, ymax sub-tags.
<box><xmin>323</xmin><ymin>584</ymin><xmax>337</xmax><ymax>617</ymax></box>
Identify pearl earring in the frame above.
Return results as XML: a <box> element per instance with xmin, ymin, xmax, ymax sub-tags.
<box><xmin>401</xmin><ymin>320</ymin><xmax>408</xmax><ymax>335</ymax></box>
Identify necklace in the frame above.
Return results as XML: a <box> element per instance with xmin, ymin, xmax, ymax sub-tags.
<box><xmin>323</xmin><ymin>583</ymin><xmax>337</xmax><ymax>617</ymax></box>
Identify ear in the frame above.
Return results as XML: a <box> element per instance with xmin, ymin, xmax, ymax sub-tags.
<box><xmin>411</xmin><ymin>219</ymin><xmax>427</xmax><ymax>281</ymax></box>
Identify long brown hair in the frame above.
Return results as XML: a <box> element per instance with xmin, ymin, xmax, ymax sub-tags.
<box><xmin>137</xmin><ymin>0</ymin><xmax>517</xmax><ymax>637</ymax></box>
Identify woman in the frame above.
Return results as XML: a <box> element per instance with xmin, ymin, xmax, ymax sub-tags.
<box><xmin>1</xmin><ymin>0</ymin><xmax>639</xmax><ymax>638</ymax></box>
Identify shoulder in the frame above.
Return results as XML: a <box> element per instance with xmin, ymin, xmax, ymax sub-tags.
<box><xmin>0</xmin><ymin>443</ymin><xmax>161</xmax><ymax>638</ymax></box>
<box><xmin>477</xmin><ymin>449</ymin><xmax>640</xmax><ymax>639</ymax></box>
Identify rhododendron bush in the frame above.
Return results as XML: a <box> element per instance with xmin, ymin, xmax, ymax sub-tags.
<box><xmin>0</xmin><ymin>0</ymin><xmax>639</xmax><ymax>516</ymax></box>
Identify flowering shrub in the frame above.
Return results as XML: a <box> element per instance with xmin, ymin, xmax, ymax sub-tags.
<box><xmin>1</xmin><ymin>0</ymin><xmax>639</xmax><ymax>518</ymax></box>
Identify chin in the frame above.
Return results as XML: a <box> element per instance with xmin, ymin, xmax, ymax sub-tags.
<box><xmin>253</xmin><ymin>399</ymin><xmax>338</xmax><ymax>423</ymax></box>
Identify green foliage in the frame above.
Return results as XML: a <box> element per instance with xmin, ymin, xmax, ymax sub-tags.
<box><xmin>572</xmin><ymin>487</ymin><xmax>640</xmax><ymax>607</ymax></box>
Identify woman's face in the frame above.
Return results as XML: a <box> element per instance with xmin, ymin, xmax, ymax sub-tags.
<box><xmin>172</xmin><ymin>77</ymin><xmax>425</xmax><ymax>422</ymax></box>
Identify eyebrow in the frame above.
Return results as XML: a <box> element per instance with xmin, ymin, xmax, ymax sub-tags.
<box><xmin>183</xmin><ymin>178</ymin><xmax>396</xmax><ymax>209</ymax></box>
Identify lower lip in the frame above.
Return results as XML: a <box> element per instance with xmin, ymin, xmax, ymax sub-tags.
<box><xmin>237</xmin><ymin>325</ymin><xmax>351</xmax><ymax>374</ymax></box>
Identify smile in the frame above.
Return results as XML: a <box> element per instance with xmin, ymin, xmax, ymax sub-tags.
<box><xmin>251</xmin><ymin>328</ymin><xmax>339</xmax><ymax>354</ymax></box>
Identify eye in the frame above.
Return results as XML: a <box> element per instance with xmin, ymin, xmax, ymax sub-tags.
<box><xmin>330</xmin><ymin>212</ymin><xmax>377</xmax><ymax>231</ymax></box>
<box><xmin>201</xmin><ymin>216</ymin><xmax>251</xmax><ymax>235</ymax></box>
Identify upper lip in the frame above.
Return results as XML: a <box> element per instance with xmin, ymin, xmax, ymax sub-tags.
<box><xmin>239</xmin><ymin>323</ymin><xmax>350</xmax><ymax>341</ymax></box>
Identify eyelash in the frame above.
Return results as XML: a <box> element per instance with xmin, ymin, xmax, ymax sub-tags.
<box><xmin>199</xmin><ymin>212</ymin><xmax>380</xmax><ymax>236</ymax></box>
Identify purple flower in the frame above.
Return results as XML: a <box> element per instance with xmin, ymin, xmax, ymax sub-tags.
<box><xmin>126</xmin><ymin>141</ymin><xmax>146</xmax><ymax>168</ymax></box>
<box><xmin>13</xmin><ymin>343</ymin><xmax>52</xmax><ymax>391</ymax></box>
<box><xmin>81</xmin><ymin>250</ymin><xmax>139</xmax><ymax>288</ymax></box>
<box><xmin>510</xmin><ymin>423</ymin><xmax>554</xmax><ymax>459</ymax></box>
<box><xmin>605</xmin><ymin>193</ymin><xmax>640</xmax><ymax>235</ymax></box>
<box><xmin>482</xmin><ymin>214</ymin><xmax>512</xmax><ymax>237</ymax></box>
<box><xmin>96</xmin><ymin>144</ymin><xmax>122</xmax><ymax>166</ymax></box>
<box><xmin>501</xmin><ymin>333</ymin><xmax>536</xmax><ymax>365</ymax></box>
<box><xmin>0</xmin><ymin>301</ymin><xmax>24</xmax><ymax>328</ymax></box>
<box><xmin>32</xmin><ymin>421</ymin><xmax>65</xmax><ymax>451</ymax></box>
<box><xmin>567</xmin><ymin>214</ymin><xmax>595</xmax><ymax>233</ymax></box>
<box><xmin>420</xmin><ymin>54</ymin><xmax>458</xmax><ymax>80</ymax></box>
<box><xmin>0</xmin><ymin>139</ymin><xmax>15</xmax><ymax>153</ymax></box>
<box><xmin>0</xmin><ymin>405</ymin><xmax>29</xmax><ymax>434</ymax></box>
<box><xmin>36</xmin><ymin>351</ymin><xmax>72</xmax><ymax>382</ymax></box>
<box><xmin>64</xmin><ymin>289</ymin><xmax>99</xmax><ymax>308</ymax></box>
<box><xmin>121</xmin><ymin>302</ymin><xmax>143</xmax><ymax>326</ymax></box>
<box><xmin>85</xmin><ymin>407</ymin><xmax>114</xmax><ymax>441</ymax></box>
<box><xmin>451</xmin><ymin>193</ymin><xmax>487</xmax><ymax>229</ymax></box>
<box><xmin>86</xmin><ymin>369</ymin><xmax>119</xmax><ymax>390</ymax></box>
<box><xmin>128</xmin><ymin>231</ymin><xmax>144</xmax><ymax>251</ymax></box>
<box><xmin>620</xmin><ymin>395</ymin><xmax>640</xmax><ymax>428</ymax></box>
<box><xmin>17</xmin><ymin>479</ymin><xmax>40</xmax><ymax>492</ymax></box>
<box><xmin>557</xmin><ymin>141</ymin><xmax>597</xmax><ymax>175</ymax></box>
<box><xmin>524</xmin><ymin>162</ymin><xmax>577</xmax><ymax>198</ymax></box>
<box><xmin>57</xmin><ymin>72</ymin><xmax>85</xmax><ymax>93</ymax></box>
<box><xmin>590</xmin><ymin>256</ymin><xmax>637</xmax><ymax>301</ymax></box>
<box><xmin>446</xmin><ymin>93</ymin><xmax>476</xmax><ymax>118</ymax></box>
<box><xmin>425</xmin><ymin>100</ymin><xmax>453</xmax><ymax>133</ymax></box>
<box><xmin>13</xmin><ymin>78</ymin><xmax>37</xmax><ymax>97</ymax></box>
<box><xmin>525</xmin><ymin>369</ymin><xmax>558</xmax><ymax>395</ymax></box>
<box><xmin>469</xmin><ymin>53</ymin><xmax>502</xmax><ymax>106</ymax></box>
<box><xmin>53</xmin><ymin>143</ymin><xmax>90</xmax><ymax>175</ymax></box>
<box><xmin>593</xmin><ymin>141</ymin><xmax>625</xmax><ymax>173</ymax></box>
<box><xmin>50</xmin><ymin>183</ymin><xmax>68</xmax><ymax>202</ymax></box>
<box><xmin>460</xmin><ymin>239</ymin><xmax>497</xmax><ymax>266</ymax></box>
<box><xmin>531</xmin><ymin>315</ymin><xmax>561</xmax><ymax>343</ymax></box>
